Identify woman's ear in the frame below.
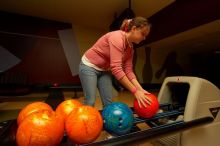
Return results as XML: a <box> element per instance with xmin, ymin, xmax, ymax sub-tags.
<box><xmin>131</xmin><ymin>26</ymin><xmax>137</xmax><ymax>32</ymax></box>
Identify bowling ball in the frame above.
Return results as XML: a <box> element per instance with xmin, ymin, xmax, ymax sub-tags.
<box><xmin>102</xmin><ymin>102</ymin><xmax>134</xmax><ymax>135</ymax></box>
<box><xmin>133</xmin><ymin>93</ymin><xmax>159</xmax><ymax>118</ymax></box>
<box><xmin>65</xmin><ymin>105</ymin><xmax>103</xmax><ymax>144</ymax></box>
<box><xmin>55</xmin><ymin>99</ymin><xmax>82</xmax><ymax>121</ymax></box>
<box><xmin>17</xmin><ymin>102</ymin><xmax>53</xmax><ymax>126</ymax></box>
<box><xmin>16</xmin><ymin>110</ymin><xmax>64</xmax><ymax>146</ymax></box>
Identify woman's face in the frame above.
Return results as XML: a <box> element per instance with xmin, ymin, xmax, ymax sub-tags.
<box><xmin>130</xmin><ymin>26</ymin><xmax>150</xmax><ymax>44</ymax></box>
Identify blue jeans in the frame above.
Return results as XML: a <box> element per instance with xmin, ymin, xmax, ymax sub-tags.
<box><xmin>79</xmin><ymin>61</ymin><xmax>113</xmax><ymax>107</ymax></box>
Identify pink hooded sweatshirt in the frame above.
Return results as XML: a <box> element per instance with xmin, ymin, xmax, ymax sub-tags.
<box><xmin>84</xmin><ymin>30</ymin><xmax>136</xmax><ymax>81</ymax></box>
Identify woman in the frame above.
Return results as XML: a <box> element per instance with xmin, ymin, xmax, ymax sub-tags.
<box><xmin>79</xmin><ymin>16</ymin><xmax>152</xmax><ymax>108</ymax></box>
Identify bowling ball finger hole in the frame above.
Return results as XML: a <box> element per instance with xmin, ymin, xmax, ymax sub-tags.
<box><xmin>118</xmin><ymin>118</ymin><xmax>123</xmax><ymax>128</ymax></box>
<box><xmin>118</xmin><ymin>123</ymin><xmax>122</xmax><ymax>128</ymax></box>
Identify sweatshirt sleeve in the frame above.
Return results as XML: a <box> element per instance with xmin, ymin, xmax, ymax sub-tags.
<box><xmin>108</xmin><ymin>33</ymin><xmax>126</xmax><ymax>80</ymax></box>
<box><xmin>123</xmin><ymin>49</ymin><xmax>137</xmax><ymax>81</ymax></box>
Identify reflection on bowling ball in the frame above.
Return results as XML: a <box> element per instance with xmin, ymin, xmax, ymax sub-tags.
<box><xmin>55</xmin><ymin>99</ymin><xmax>82</xmax><ymax>120</ymax></box>
<box><xmin>134</xmin><ymin>93</ymin><xmax>159</xmax><ymax>118</ymax></box>
<box><xmin>17</xmin><ymin>102</ymin><xmax>53</xmax><ymax>126</ymax></box>
<box><xmin>102</xmin><ymin>102</ymin><xmax>134</xmax><ymax>135</ymax></box>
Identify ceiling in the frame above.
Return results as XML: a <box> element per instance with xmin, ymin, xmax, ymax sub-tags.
<box><xmin>0</xmin><ymin>0</ymin><xmax>219</xmax><ymax>52</ymax></box>
<box><xmin>0</xmin><ymin>0</ymin><xmax>175</xmax><ymax>29</ymax></box>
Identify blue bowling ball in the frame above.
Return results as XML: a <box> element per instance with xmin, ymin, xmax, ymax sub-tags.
<box><xmin>102</xmin><ymin>102</ymin><xmax>134</xmax><ymax>135</ymax></box>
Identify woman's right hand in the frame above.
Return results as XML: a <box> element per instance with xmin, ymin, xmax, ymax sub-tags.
<box><xmin>134</xmin><ymin>90</ymin><xmax>152</xmax><ymax>108</ymax></box>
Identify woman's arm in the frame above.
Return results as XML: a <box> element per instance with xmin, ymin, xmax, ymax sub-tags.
<box><xmin>131</xmin><ymin>79</ymin><xmax>143</xmax><ymax>90</ymax></box>
<box><xmin>131</xmin><ymin>79</ymin><xmax>150</xmax><ymax>94</ymax></box>
<box><xmin>108</xmin><ymin>32</ymin><xmax>150</xmax><ymax>107</ymax></box>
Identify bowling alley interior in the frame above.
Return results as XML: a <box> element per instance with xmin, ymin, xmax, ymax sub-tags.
<box><xmin>0</xmin><ymin>1</ymin><xmax>220</xmax><ymax>146</ymax></box>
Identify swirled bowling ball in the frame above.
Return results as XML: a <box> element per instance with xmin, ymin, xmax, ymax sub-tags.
<box><xmin>102</xmin><ymin>102</ymin><xmax>134</xmax><ymax>135</ymax></box>
<box><xmin>65</xmin><ymin>105</ymin><xmax>103</xmax><ymax>144</ymax></box>
<box><xmin>134</xmin><ymin>93</ymin><xmax>159</xmax><ymax>118</ymax></box>
<box><xmin>16</xmin><ymin>110</ymin><xmax>64</xmax><ymax>146</ymax></box>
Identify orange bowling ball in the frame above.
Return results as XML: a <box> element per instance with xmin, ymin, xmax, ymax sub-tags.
<box><xmin>17</xmin><ymin>102</ymin><xmax>53</xmax><ymax>126</ymax></box>
<box><xmin>65</xmin><ymin>105</ymin><xmax>103</xmax><ymax>144</ymax></box>
<box><xmin>16</xmin><ymin>110</ymin><xmax>64</xmax><ymax>146</ymax></box>
<box><xmin>134</xmin><ymin>93</ymin><xmax>159</xmax><ymax>118</ymax></box>
<box><xmin>55</xmin><ymin>99</ymin><xmax>82</xmax><ymax>120</ymax></box>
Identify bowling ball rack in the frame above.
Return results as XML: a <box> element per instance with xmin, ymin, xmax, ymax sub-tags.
<box><xmin>0</xmin><ymin>103</ymin><xmax>213</xmax><ymax>146</ymax></box>
<box><xmin>81</xmin><ymin>103</ymin><xmax>213</xmax><ymax>146</ymax></box>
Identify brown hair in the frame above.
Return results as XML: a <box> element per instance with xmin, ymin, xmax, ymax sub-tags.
<box><xmin>120</xmin><ymin>17</ymin><xmax>151</xmax><ymax>32</ymax></box>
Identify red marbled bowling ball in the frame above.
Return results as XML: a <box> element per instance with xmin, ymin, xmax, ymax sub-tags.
<box><xmin>134</xmin><ymin>93</ymin><xmax>159</xmax><ymax>118</ymax></box>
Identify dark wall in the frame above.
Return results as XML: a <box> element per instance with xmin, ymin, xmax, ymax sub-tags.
<box><xmin>0</xmin><ymin>11</ymin><xmax>80</xmax><ymax>85</ymax></box>
<box><xmin>140</xmin><ymin>0</ymin><xmax>220</xmax><ymax>46</ymax></box>
<box><xmin>190</xmin><ymin>51</ymin><xmax>220</xmax><ymax>88</ymax></box>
